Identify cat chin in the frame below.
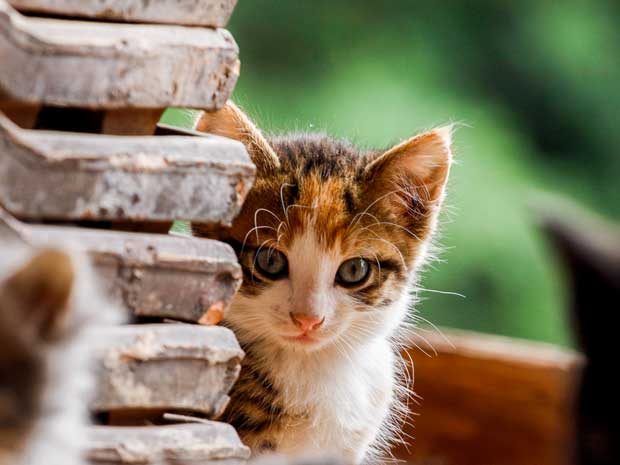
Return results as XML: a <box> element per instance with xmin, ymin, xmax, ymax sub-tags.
<box><xmin>275</xmin><ymin>332</ymin><xmax>340</xmax><ymax>353</ymax></box>
<box><xmin>278</xmin><ymin>336</ymin><xmax>328</xmax><ymax>352</ymax></box>
<box><xmin>282</xmin><ymin>334</ymin><xmax>319</xmax><ymax>345</ymax></box>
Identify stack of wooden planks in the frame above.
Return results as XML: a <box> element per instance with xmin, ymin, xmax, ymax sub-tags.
<box><xmin>0</xmin><ymin>1</ymin><xmax>254</xmax><ymax>464</ymax></box>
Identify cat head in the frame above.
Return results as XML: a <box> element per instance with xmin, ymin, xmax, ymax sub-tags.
<box><xmin>194</xmin><ymin>102</ymin><xmax>452</xmax><ymax>353</ymax></box>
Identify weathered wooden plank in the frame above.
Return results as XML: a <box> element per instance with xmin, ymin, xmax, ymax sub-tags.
<box><xmin>392</xmin><ymin>328</ymin><xmax>583</xmax><ymax>465</ymax></box>
<box><xmin>0</xmin><ymin>208</ymin><xmax>241</xmax><ymax>324</ymax></box>
<box><xmin>87</xmin><ymin>423</ymin><xmax>250</xmax><ymax>465</ymax></box>
<box><xmin>0</xmin><ymin>113</ymin><xmax>254</xmax><ymax>224</ymax></box>
<box><xmin>89</xmin><ymin>324</ymin><xmax>244</xmax><ymax>416</ymax></box>
<box><xmin>0</xmin><ymin>1</ymin><xmax>239</xmax><ymax>109</ymax></box>
<box><xmin>8</xmin><ymin>0</ymin><xmax>237</xmax><ymax>27</ymax></box>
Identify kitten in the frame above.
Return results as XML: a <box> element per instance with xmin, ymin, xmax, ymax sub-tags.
<box><xmin>0</xmin><ymin>245</ymin><xmax>119</xmax><ymax>465</ymax></box>
<box><xmin>193</xmin><ymin>102</ymin><xmax>452</xmax><ymax>463</ymax></box>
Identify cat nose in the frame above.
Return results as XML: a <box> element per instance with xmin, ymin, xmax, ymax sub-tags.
<box><xmin>289</xmin><ymin>312</ymin><xmax>325</xmax><ymax>332</ymax></box>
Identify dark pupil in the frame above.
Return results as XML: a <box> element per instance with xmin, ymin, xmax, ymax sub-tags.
<box><xmin>349</xmin><ymin>262</ymin><xmax>361</xmax><ymax>277</ymax></box>
<box><xmin>258</xmin><ymin>249</ymin><xmax>283</xmax><ymax>274</ymax></box>
<box><xmin>340</xmin><ymin>259</ymin><xmax>368</xmax><ymax>283</ymax></box>
<box><xmin>266</xmin><ymin>255</ymin><xmax>278</xmax><ymax>269</ymax></box>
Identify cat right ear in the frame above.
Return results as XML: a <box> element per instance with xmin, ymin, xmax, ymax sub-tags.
<box><xmin>0</xmin><ymin>249</ymin><xmax>75</xmax><ymax>341</ymax></box>
<box><xmin>197</xmin><ymin>101</ymin><xmax>280</xmax><ymax>174</ymax></box>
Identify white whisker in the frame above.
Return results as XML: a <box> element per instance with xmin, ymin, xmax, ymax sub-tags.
<box><xmin>417</xmin><ymin>287</ymin><xmax>466</xmax><ymax>299</ymax></box>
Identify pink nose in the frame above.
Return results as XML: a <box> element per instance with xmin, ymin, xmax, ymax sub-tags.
<box><xmin>290</xmin><ymin>312</ymin><xmax>325</xmax><ymax>333</ymax></box>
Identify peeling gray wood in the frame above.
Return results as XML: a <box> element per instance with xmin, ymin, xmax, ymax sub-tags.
<box><xmin>0</xmin><ymin>208</ymin><xmax>242</xmax><ymax>324</ymax></box>
<box><xmin>87</xmin><ymin>423</ymin><xmax>250</xmax><ymax>465</ymax></box>
<box><xmin>89</xmin><ymin>324</ymin><xmax>244</xmax><ymax>416</ymax></box>
<box><xmin>0</xmin><ymin>1</ymin><xmax>239</xmax><ymax>109</ymax></box>
<box><xmin>8</xmin><ymin>0</ymin><xmax>238</xmax><ymax>27</ymax></box>
<box><xmin>0</xmin><ymin>113</ymin><xmax>254</xmax><ymax>224</ymax></box>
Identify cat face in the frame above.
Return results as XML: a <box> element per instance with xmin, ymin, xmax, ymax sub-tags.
<box><xmin>194</xmin><ymin>103</ymin><xmax>452</xmax><ymax>353</ymax></box>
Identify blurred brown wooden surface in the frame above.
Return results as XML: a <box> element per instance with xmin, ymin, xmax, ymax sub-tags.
<box><xmin>393</xmin><ymin>329</ymin><xmax>583</xmax><ymax>465</ymax></box>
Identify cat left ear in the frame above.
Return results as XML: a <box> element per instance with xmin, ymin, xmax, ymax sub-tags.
<box><xmin>364</xmin><ymin>126</ymin><xmax>453</xmax><ymax>212</ymax></box>
<box><xmin>197</xmin><ymin>101</ymin><xmax>280</xmax><ymax>174</ymax></box>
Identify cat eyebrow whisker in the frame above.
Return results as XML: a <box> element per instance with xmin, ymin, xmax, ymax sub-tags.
<box><xmin>285</xmin><ymin>203</ymin><xmax>317</xmax><ymax>224</ymax></box>
<box><xmin>241</xmin><ymin>225</ymin><xmax>277</xmax><ymax>253</ymax></box>
<box><xmin>276</xmin><ymin>221</ymin><xmax>287</xmax><ymax>242</ymax></box>
<box><xmin>348</xmin><ymin>188</ymin><xmax>405</xmax><ymax>232</ymax></box>
<box><xmin>365</xmin><ymin>221</ymin><xmax>421</xmax><ymax>241</ymax></box>
<box><xmin>253</xmin><ymin>208</ymin><xmax>284</xmax><ymax>241</ymax></box>
<box><xmin>360</xmin><ymin>231</ymin><xmax>409</xmax><ymax>273</ymax></box>
<box><xmin>279</xmin><ymin>182</ymin><xmax>296</xmax><ymax>223</ymax></box>
<box><xmin>345</xmin><ymin>211</ymin><xmax>382</xmax><ymax>240</ymax></box>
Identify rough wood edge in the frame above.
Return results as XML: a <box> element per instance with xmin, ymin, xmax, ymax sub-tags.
<box><xmin>9</xmin><ymin>0</ymin><xmax>238</xmax><ymax>27</ymax></box>
<box><xmin>87</xmin><ymin>423</ymin><xmax>251</xmax><ymax>464</ymax></box>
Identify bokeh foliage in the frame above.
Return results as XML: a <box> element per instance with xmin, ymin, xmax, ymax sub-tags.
<box><xmin>167</xmin><ymin>1</ymin><xmax>620</xmax><ymax>346</ymax></box>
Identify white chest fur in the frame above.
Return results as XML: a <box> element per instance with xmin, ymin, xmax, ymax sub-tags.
<box><xmin>269</xmin><ymin>339</ymin><xmax>395</xmax><ymax>462</ymax></box>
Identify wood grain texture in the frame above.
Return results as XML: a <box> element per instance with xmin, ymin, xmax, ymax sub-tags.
<box><xmin>0</xmin><ymin>101</ymin><xmax>39</xmax><ymax>128</ymax></box>
<box><xmin>101</xmin><ymin>109</ymin><xmax>165</xmax><ymax>135</ymax></box>
<box><xmin>88</xmin><ymin>324</ymin><xmax>244</xmax><ymax>416</ymax></box>
<box><xmin>8</xmin><ymin>0</ymin><xmax>238</xmax><ymax>27</ymax></box>
<box><xmin>0</xmin><ymin>208</ymin><xmax>242</xmax><ymax>324</ymax></box>
<box><xmin>0</xmin><ymin>1</ymin><xmax>239</xmax><ymax>109</ymax></box>
<box><xmin>0</xmin><ymin>113</ymin><xmax>254</xmax><ymax>224</ymax></box>
<box><xmin>87</xmin><ymin>423</ymin><xmax>250</xmax><ymax>465</ymax></box>
<box><xmin>393</xmin><ymin>329</ymin><xmax>583</xmax><ymax>465</ymax></box>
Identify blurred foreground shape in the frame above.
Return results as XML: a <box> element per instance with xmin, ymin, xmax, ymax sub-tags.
<box><xmin>537</xmin><ymin>199</ymin><xmax>620</xmax><ymax>465</ymax></box>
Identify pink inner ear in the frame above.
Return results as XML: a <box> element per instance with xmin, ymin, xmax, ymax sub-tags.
<box><xmin>365</xmin><ymin>127</ymin><xmax>452</xmax><ymax>204</ymax></box>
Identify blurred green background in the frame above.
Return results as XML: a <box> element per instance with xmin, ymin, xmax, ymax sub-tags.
<box><xmin>167</xmin><ymin>1</ymin><xmax>620</xmax><ymax>347</ymax></box>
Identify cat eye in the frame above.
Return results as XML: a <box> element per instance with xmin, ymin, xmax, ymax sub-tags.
<box><xmin>255</xmin><ymin>248</ymin><xmax>288</xmax><ymax>278</ymax></box>
<box><xmin>336</xmin><ymin>258</ymin><xmax>370</xmax><ymax>287</ymax></box>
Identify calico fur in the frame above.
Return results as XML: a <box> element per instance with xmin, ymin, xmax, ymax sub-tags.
<box><xmin>194</xmin><ymin>102</ymin><xmax>452</xmax><ymax>463</ymax></box>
